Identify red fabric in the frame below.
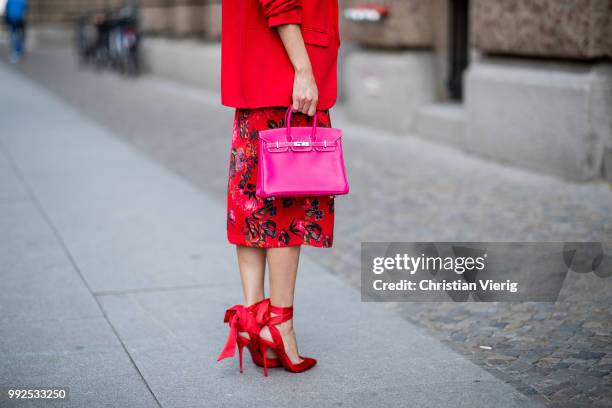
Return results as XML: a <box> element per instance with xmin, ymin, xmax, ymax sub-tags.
<box><xmin>217</xmin><ymin>300</ymin><xmax>283</xmax><ymax>369</ymax></box>
<box><xmin>257</xmin><ymin>300</ymin><xmax>316</xmax><ymax>375</ymax></box>
<box><xmin>227</xmin><ymin>108</ymin><xmax>335</xmax><ymax>248</ymax></box>
<box><xmin>217</xmin><ymin>300</ymin><xmax>267</xmax><ymax>361</ymax></box>
<box><xmin>256</xmin><ymin>300</ymin><xmax>294</xmax><ymax>326</ymax></box>
<box><xmin>221</xmin><ymin>0</ymin><xmax>340</xmax><ymax>110</ymax></box>
<box><xmin>258</xmin><ymin>0</ymin><xmax>302</xmax><ymax>27</ymax></box>
<box><xmin>217</xmin><ymin>304</ymin><xmax>258</xmax><ymax>361</ymax></box>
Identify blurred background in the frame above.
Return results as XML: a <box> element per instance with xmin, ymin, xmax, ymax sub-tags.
<box><xmin>3</xmin><ymin>0</ymin><xmax>612</xmax><ymax>181</ymax></box>
<box><xmin>1</xmin><ymin>1</ymin><xmax>611</xmax><ymax>407</ymax></box>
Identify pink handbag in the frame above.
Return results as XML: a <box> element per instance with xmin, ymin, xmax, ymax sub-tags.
<box><xmin>256</xmin><ymin>107</ymin><xmax>349</xmax><ymax>198</ymax></box>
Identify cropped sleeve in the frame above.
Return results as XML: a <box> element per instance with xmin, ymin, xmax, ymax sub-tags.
<box><xmin>258</xmin><ymin>0</ymin><xmax>303</xmax><ymax>28</ymax></box>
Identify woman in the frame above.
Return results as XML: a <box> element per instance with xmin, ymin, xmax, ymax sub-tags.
<box><xmin>217</xmin><ymin>0</ymin><xmax>340</xmax><ymax>376</ymax></box>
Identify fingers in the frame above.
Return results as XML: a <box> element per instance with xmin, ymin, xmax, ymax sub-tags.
<box><xmin>295</xmin><ymin>94</ymin><xmax>310</xmax><ymax>115</ymax></box>
<box><xmin>307</xmin><ymin>97</ymin><xmax>318</xmax><ymax>116</ymax></box>
<box><xmin>293</xmin><ymin>83</ymin><xmax>318</xmax><ymax>115</ymax></box>
<box><xmin>293</xmin><ymin>95</ymin><xmax>304</xmax><ymax>113</ymax></box>
<box><xmin>301</xmin><ymin>97</ymin><xmax>312</xmax><ymax>116</ymax></box>
<box><xmin>299</xmin><ymin>94</ymin><xmax>317</xmax><ymax>116</ymax></box>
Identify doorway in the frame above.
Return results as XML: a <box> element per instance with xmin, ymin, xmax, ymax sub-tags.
<box><xmin>447</xmin><ymin>0</ymin><xmax>470</xmax><ymax>100</ymax></box>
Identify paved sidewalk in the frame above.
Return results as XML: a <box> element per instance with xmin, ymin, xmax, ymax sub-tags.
<box><xmin>5</xmin><ymin>48</ymin><xmax>612</xmax><ymax>407</ymax></box>
<box><xmin>0</xmin><ymin>63</ymin><xmax>545</xmax><ymax>407</ymax></box>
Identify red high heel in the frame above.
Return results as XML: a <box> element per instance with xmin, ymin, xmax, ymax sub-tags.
<box><xmin>258</xmin><ymin>304</ymin><xmax>317</xmax><ymax>376</ymax></box>
<box><xmin>217</xmin><ymin>300</ymin><xmax>280</xmax><ymax>372</ymax></box>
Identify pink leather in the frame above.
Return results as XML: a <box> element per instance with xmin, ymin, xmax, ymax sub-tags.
<box><xmin>256</xmin><ymin>107</ymin><xmax>349</xmax><ymax>198</ymax></box>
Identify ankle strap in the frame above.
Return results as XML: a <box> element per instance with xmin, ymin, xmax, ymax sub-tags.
<box><xmin>246</xmin><ymin>299</ymin><xmax>264</xmax><ymax>313</ymax></box>
<box><xmin>255</xmin><ymin>299</ymin><xmax>293</xmax><ymax>326</ymax></box>
<box><xmin>268</xmin><ymin>305</ymin><xmax>293</xmax><ymax>325</ymax></box>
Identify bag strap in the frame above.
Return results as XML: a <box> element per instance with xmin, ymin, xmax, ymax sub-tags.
<box><xmin>268</xmin><ymin>140</ymin><xmax>336</xmax><ymax>149</ymax></box>
<box><xmin>284</xmin><ymin>107</ymin><xmax>319</xmax><ymax>142</ymax></box>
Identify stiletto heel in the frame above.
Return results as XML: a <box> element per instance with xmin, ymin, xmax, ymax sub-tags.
<box><xmin>258</xmin><ymin>303</ymin><xmax>317</xmax><ymax>375</ymax></box>
<box><xmin>261</xmin><ymin>343</ymin><xmax>269</xmax><ymax>377</ymax></box>
<box><xmin>237</xmin><ymin>341</ymin><xmax>244</xmax><ymax>373</ymax></box>
<box><xmin>217</xmin><ymin>299</ymin><xmax>281</xmax><ymax>372</ymax></box>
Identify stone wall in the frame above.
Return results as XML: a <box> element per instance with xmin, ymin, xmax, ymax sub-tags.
<box><xmin>343</xmin><ymin>0</ymin><xmax>434</xmax><ymax>48</ymax></box>
<box><xmin>471</xmin><ymin>0</ymin><xmax>612</xmax><ymax>59</ymax></box>
<box><xmin>169</xmin><ymin>0</ymin><xmax>205</xmax><ymax>36</ymax></box>
<box><xmin>27</xmin><ymin>0</ymin><xmax>221</xmax><ymax>39</ymax></box>
<box><xmin>29</xmin><ymin>0</ymin><xmax>123</xmax><ymax>22</ymax></box>
<box><xmin>465</xmin><ymin>59</ymin><xmax>612</xmax><ymax>181</ymax></box>
<box><xmin>139</xmin><ymin>0</ymin><xmax>171</xmax><ymax>33</ymax></box>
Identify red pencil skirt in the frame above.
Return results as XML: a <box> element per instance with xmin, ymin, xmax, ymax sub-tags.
<box><xmin>226</xmin><ymin>107</ymin><xmax>335</xmax><ymax>248</ymax></box>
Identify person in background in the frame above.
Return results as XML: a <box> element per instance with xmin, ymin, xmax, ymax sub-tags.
<box><xmin>4</xmin><ymin>0</ymin><xmax>28</xmax><ymax>63</ymax></box>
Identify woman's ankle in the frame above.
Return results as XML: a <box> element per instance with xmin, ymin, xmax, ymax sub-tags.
<box><xmin>244</xmin><ymin>296</ymin><xmax>265</xmax><ymax>307</ymax></box>
<box><xmin>275</xmin><ymin>320</ymin><xmax>295</xmax><ymax>335</ymax></box>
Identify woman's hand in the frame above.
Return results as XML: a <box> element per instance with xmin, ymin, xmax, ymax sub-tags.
<box><xmin>276</xmin><ymin>24</ymin><xmax>318</xmax><ymax>116</ymax></box>
<box><xmin>293</xmin><ymin>68</ymin><xmax>318</xmax><ymax>116</ymax></box>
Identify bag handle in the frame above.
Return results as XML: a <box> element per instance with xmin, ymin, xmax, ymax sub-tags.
<box><xmin>284</xmin><ymin>107</ymin><xmax>318</xmax><ymax>142</ymax></box>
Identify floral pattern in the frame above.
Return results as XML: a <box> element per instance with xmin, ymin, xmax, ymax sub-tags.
<box><xmin>227</xmin><ymin>107</ymin><xmax>335</xmax><ymax>248</ymax></box>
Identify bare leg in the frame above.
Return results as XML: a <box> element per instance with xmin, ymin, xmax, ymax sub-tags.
<box><xmin>236</xmin><ymin>245</ymin><xmax>265</xmax><ymax>344</ymax></box>
<box><xmin>261</xmin><ymin>246</ymin><xmax>303</xmax><ymax>364</ymax></box>
<box><xmin>235</xmin><ymin>245</ymin><xmax>277</xmax><ymax>358</ymax></box>
<box><xmin>236</xmin><ymin>245</ymin><xmax>266</xmax><ymax>307</ymax></box>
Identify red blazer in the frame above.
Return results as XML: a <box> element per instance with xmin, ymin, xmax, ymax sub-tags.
<box><xmin>221</xmin><ymin>0</ymin><xmax>340</xmax><ymax>110</ymax></box>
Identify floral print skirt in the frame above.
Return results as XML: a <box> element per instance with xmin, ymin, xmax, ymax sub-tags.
<box><xmin>227</xmin><ymin>107</ymin><xmax>335</xmax><ymax>248</ymax></box>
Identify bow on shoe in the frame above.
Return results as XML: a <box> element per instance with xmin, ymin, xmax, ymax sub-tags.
<box><xmin>255</xmin><ymin>298</ymin><xmax>271</xmax><ymax>325</ymax></box>
<box><xmin>217</xmin><ymin>304</ymin><xmax>261</xmax><ymax>361</ymax></box>
<box><xmin>255</xmin><ymin>298</ymin><xmax>293</xmax><ymax>327</ymax></box>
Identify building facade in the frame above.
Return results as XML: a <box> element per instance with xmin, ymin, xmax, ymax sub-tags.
<box><xmin>24</xmin><ymin>0</ymin><xmax>612</xmax><ymax>181</ymax></box>
<box><xmin>341</xmin><ymin>0</ymin><xmax>612</xmax><ymax>181</ymax></box>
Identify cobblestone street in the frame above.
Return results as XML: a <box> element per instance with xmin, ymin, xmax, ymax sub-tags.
<box><xmin>8</xmin><ymin>48</ymin><xmax>612</xmax><ymax>407</ymax></box>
